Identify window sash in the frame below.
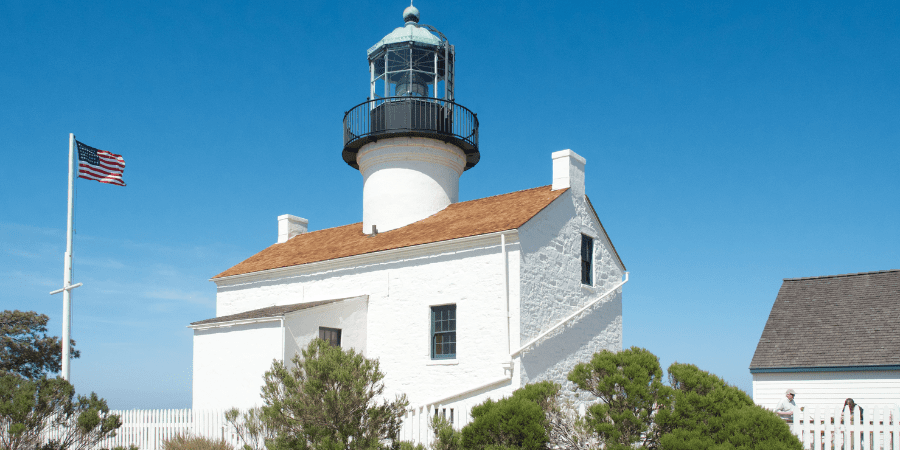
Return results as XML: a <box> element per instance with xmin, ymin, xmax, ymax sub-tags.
<box><xmin>431</xmin><ymin>305</ymin><xmax>456</xmax><ymax>359</ymax></box>
<box><xmin>319</xmin><ymin>327</ymin><xmax>342</xmax><ymax>347</ymax></box>
<box><xmin>581</xmin><ymin>235</ymin><xmax>594</xmax><ymax>285</ymax></box>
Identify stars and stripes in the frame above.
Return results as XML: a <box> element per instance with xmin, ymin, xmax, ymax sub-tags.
<box><xmin>76</xmin><ymin>140</ymin><xmax>126</xmax><ymax>186</ymax></box>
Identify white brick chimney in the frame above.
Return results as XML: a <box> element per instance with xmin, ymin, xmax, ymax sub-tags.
<box><xmin>277</xmin><ymin>214</ymin><xmax>308</xmax><ymax>243</ymax></box>
<box><xmin>551</xmin><ymin>149</ymin><xmax>586</xmax><ymax>196</ymax></box>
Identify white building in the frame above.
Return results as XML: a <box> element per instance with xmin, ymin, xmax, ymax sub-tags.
<box><xmin>190</xmin><ymin>6</ymin><xmax>627</xmax><ymax>419</ymax></box>
<box><xmin>750</xmin><ymin>269</ymin><xmax>900</xmax><ymax>409</ymax></box>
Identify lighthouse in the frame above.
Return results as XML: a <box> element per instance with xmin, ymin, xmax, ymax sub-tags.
<box><xmin>342</xmin><ymin>5</ymin><xmax>479</xmax><ymax>234</ymax></box>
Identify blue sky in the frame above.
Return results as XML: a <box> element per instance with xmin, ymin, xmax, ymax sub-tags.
<box><xmin>1</xmin><ymin>0</ymin><xmax>897</xmax><ymax>409</ymax></box>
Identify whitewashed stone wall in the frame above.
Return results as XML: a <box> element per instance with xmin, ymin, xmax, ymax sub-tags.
<box><xmin>753</xmin><ymin>370</ymin><xmax>900</xmax><ymax>408</ymax></box>
<box><xmin>516</xmin><ymin>187</ymin><xmax>625</xmax><ymax>391</ymax></box>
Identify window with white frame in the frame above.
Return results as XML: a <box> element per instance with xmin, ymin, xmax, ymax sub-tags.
<box><xmin>431</xmin><ymin>305</ymin><xmax>456</xmax><ymax>359</ymax></box>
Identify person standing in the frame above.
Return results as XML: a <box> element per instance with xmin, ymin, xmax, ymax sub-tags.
<box><xmin>774</xmin><ymin>389</ymin><xmax>798</xmax><ymax>424</ymax></box>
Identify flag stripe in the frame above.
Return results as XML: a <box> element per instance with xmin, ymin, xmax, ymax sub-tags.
<box><xmin>77</xmin><ymin>164</ymin><xmax>124</xmax><ymax>180</ymax></box>
<box><xmin>78</xmin><ymin>174</ymin><xmax>125</xmax><ymax>186</ymax></box>
<box><xmin>77</xmin><ymin>172</ymin><xmax>125</xmax><ymax>184</ymax></box>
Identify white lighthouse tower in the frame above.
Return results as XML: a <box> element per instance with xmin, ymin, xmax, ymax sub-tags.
<box><xmin>342</xmin><ymin>5</ymin><xmax>479</xmax><ymax>234</ymax></box>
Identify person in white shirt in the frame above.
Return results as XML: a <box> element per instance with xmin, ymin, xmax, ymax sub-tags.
<box><xmin>774</xmin><ymin>389</ymin><xmax>797</xmax><ymax>422</ymax></box>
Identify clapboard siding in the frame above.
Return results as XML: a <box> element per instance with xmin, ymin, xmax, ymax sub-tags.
<box><xmin>753</xmin><ymin>370</ymin><xmax>900</xmax><ymax>408</ymax></box>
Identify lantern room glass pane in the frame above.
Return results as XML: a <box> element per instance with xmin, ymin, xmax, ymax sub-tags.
<box><xmin>387</xmin><ymin>49</ymin><xmax>409</xmax><ymax>73</ymax></box>
<box><xmin>411</xmin><ymin>48</ymin><xmax>435</xmax><ymax>72</ymax></box>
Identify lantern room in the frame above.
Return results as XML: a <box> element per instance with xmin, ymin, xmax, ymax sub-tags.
<box><xmin>342</xmin><ymin>5</ymin><xmax>479</xmax><ymax>172</ymax></box>
<box><xmin>367</xmin><ymin>5</ymin><xmax>454</xmax><ymax>100</ymax></box>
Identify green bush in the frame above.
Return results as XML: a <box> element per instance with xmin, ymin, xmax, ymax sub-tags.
<box><xmin>430</xmin><ymin>414</ymin><xmax>461</xmax><ymax>450</ymax></box>
<box><xmin>398</xmin><ymin>441</ymin><xmax>425</xmax><ymax>450</ymax></box>
<box><xmin>459</xmin><ymin>381</ymin><xmax>559</xmax><ymax>450</ymax></box>
<box><xmin>260</xmin><ymin>338</ymin><xmax>408</xmax><ymax>450</ymax></box>
<box><xmin>567</xmin><ymin>347</ymin><xmax>673</xmax><ymax>450</ymax></box>
<box><xmin>655</xmin><ymin>363</ymin><xmax>801</xmax><ymax>450</ymax></box>
<box><xmin>161</xmin><ymin>434</ymin><xmax>233</xmax><ymax>450</ymax></box>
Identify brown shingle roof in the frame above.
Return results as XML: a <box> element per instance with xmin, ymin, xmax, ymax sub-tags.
<box><xmin>190</xmin><ymin>296</ymin><xmax>366</xmax><ymax>326</ymax></box>
<box><xmin>749</xmin><ymin>269</ymin><xmax>900</xmax><ymax>370</ymax></box>
<box><xmin>213</xmin><ymin>185</ymin><xmax>567</xmax><ymax>279</ymax></box>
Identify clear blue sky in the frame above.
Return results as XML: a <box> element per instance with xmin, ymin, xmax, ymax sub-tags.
<box><xmin>1</xmin><ymin>0</ymin><xmax>897</xmax><ymax>409</ymax></box>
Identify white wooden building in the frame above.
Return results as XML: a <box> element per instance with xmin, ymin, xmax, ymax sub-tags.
<box><xmin>189</xmin><ymin>6</ymin><xmax>626</xmax><ymax>416</ymax></box>
<box><xmin>750</xmin><ymin>269</ymin><xmax>900</xmax><ymax>409</ymax></box>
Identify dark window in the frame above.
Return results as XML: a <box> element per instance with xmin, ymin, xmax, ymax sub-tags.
<box><xmin>581</xmin><ymin>235</ymin><xmax>594</xmax><ymax>285</ymax></box>
<box><xmin>319</xmin><ymin>327</ymin><xmax>341</xmax><ymax>347</ymax></box>
<box><xmin>431</xmin><ymin>305</ymin><xmax>456</xmax><ymax>359</ymax></box>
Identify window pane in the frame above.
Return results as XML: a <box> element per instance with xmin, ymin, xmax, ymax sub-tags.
<box><xmin>319</xmin><ymin>327</ymin><xmax>342</xmax><ymax>347</ymax></box>
<box><xmin>431</xmin><ymin>305</ymin><xmax>457</xmax><ymax>359</ymax></box>
<box><xmin>581</xmin><ymin>235</ymin><xmax>593</xmax><ymax>285</ymax></box>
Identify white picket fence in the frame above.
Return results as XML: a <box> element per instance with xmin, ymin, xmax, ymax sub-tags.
<box><xmin>33</xmin><ymin>403</ymin><xmax>900</xmax><ymax>450</ymax></box>
<box><xmin>82</xmin><ymin>405</ymin><xmax>474</xmax><ymax>450</ymax></box>
<box><xmin>792</xmin><ymin>404</ymin><xmax>900</xmax><ymax>450</ymax></box>
<box><xmin>400</xmin><ymin>401</ymin><xmax>474</xmax><ymax>447</ymax></box>
<box><xmin>91</xmin><ymin>409</ymin><xmax>241</xmax><ymax>450</ymax></box>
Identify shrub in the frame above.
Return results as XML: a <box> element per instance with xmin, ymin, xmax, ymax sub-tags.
<box><xmin>260</xmin><ymin>338</ymin><xmax>408</xmax><ymax>450</ymax></box>
<box><xmin>225</xmin><ymin>407</ymin><xmax>273</xmax><ymax>450</ymax></box>
<box><xmin>161</xmin><ymin>434</ymin><xmax>233</xmax><ymax>450</ymax></box>
<box><xmin>567</xmin><ymin>347</ymin><xmax>673</xmax><ymax>450</ymax></box>
<box><xmin>0</xmin><ymin>375</ymin><xmax>122</xmax><ymax>450</ymax></box>
<box><xmin>398</xmin><ymin>441</ymin><xmax>425</xmax><ymax>450</ymax></box>
<box><xmin>430</xmin><ymin>414</ymin><xmax>461</xmax><ymax>450</ymax></box>
<box><xmin>459</xmin><ymin>381</ymin><xmax>559</xmax><ymax>450</ymax></box>
<box><xmin>655</xmin><ymin>363</ymin><xmax>801</xmax><ymax>450</ymax></box>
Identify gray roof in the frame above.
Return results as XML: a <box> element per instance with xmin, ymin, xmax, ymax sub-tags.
<box><xmin>750</xmin><ymin>270</ymin><xmax>900</xmax><ymax>371</ymax></box>
<box><xmin>190</xmin><ymin>295</ymin><xmax>367</xmax><ymax>327</ymax></box>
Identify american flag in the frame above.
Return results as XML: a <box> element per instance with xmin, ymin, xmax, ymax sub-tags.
<box><xmin>76</xmin><ymin>140</ymin><xmax>126</xmax><ymax>186</ymax></box>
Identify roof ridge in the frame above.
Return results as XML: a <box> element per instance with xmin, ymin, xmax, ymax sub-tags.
<box><xmin>454</xmin><ymin>184</ymin><xmax>553</xmax><ymax>204</ymax></box>
<box><xmin>784</xmin><ymin>269</ymin><xmax>900</xmax><ymax>282</ymax></box>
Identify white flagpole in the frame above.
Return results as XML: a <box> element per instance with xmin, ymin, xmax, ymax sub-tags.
<box><xmin>61</xmin><ymin>133</ymin><xmax>76</xmax><ymax>380</ymax></box>
<box><xmin>50</xmin><ymin>133</ymin><xmax>84</xmax><ymax>380</ymax></box>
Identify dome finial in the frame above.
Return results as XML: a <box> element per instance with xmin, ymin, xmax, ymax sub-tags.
<box><xmin>403</xmin><ymin>2</ymin><xmax>420</xmax><ymax>24</ymax></box>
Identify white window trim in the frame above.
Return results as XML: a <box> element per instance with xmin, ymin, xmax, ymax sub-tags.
<box><xmin>426</xmin><ymin>359</ymin><xmax>459</xmax><ymax>366</ymax></box>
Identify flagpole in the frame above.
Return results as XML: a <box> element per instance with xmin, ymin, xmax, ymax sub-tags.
<box><xmin>61</xmin><ymin>132</ymin><xmax>76</xmax><ymax>381</ymax></box>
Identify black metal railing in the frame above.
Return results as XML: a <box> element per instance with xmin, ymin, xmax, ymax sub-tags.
<box><xmin>342</xmin><ymin>97</ymin><xmax>479</xmax><ymax>170</ymax></box>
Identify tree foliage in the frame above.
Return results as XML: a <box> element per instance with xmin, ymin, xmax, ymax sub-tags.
<box><xmin>0</xmin><ymin>310</ymin><xmax>120</xmax><ymax>450</ymax></box>
<box><xmin>655</xmin><ymin>363</ymin><xmax>802</xmax><ymax>450</ymax></box>
<box><xmin>1</xmin><ymin>310</ymin><xmax>80</xmax><ymax>379</ymax></box>
<box><xmin>0</xmin><ymin>374</ymin><xmax>121</xmax><ymax>450</ymax></box>
<box><xmin>567</xmin><ymin>347</ymin><xmax>673</xmax><ymax>450</ymax></box>
<box><xmin>459</xmin><ymin>381</ymin><xmax>559</xmax><ymax>450</ymax></box>
<box><xmin>260</xmin><ymin>338</ymin><xmax>408</xmax><ymax>450</ymax></box>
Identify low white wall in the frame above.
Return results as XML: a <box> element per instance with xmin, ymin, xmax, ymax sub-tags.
<box><xmin>192</xmin><ymin>321</ymin><xmax>283</xmax><ymax>409</ymax></box>
<box><xmin>283</xmin><ymin>296</ymin><xmax>368</xmax><ymax>363</ymax></box>
<box><xmin>753</xmin><ymin>370</ymin><xmax>900</xmax><ymax>409</ymax></box>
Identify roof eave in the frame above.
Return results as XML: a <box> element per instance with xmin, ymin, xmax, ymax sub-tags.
<box><xmin>210</xmin><ymin>229</ymin><xmax>522</xmax><ymax>284</ymax></box>
<box><xmin>750</xmin><ymin>365</ymin><xmax>900</xmax><ymax>374</ymax></box>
